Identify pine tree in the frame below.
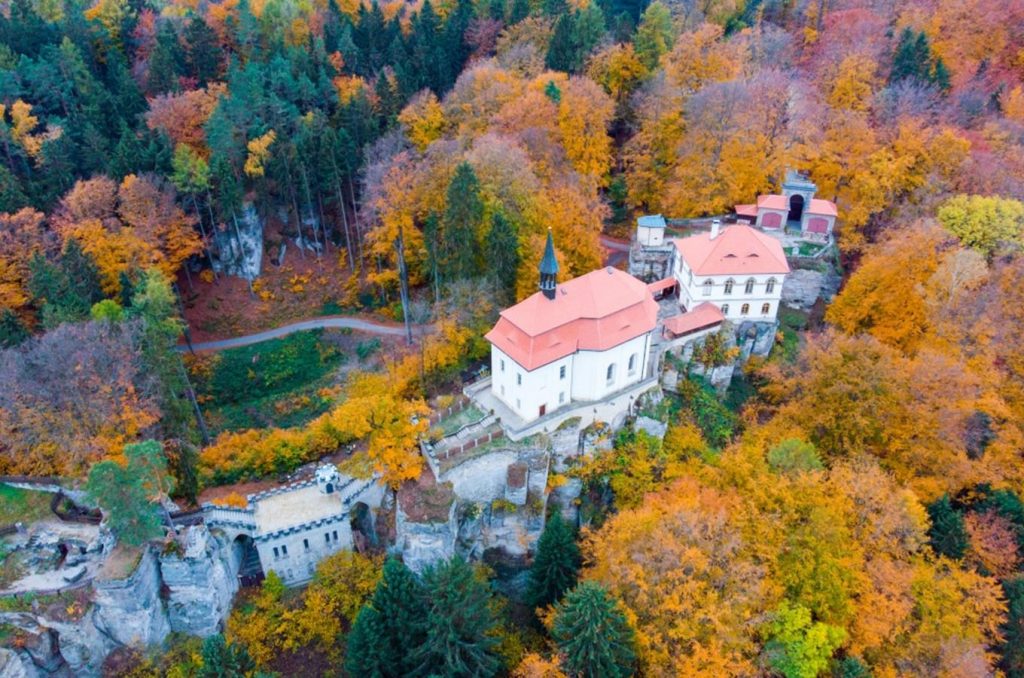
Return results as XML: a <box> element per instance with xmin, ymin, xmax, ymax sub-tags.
<box><xmin>927</xmin><ymin>495</ymin><xmax>969</xmax><ymax>559</ymax></box>
<box><xmin>412</xmin><ymin>557</ymin><xmax>501</xmax><ymax>677</ymax></box>
<box><xmin>552</xmin><ymin>581</ymin><xmax>636</xmax><ymax>678</ymax></box>
<box><xmin>485</xmin><ymin>211</ymin><xmax>520</xmax><ymax>298</ymax></box>
<box><xmin>86</xmin><ymin>441</ymin><xmax>168</xmax><ymax>546</ymax></box>
<box><xmin>509</xmin><ymin>0</ymin><xmax>530</xmax><ymax>23</ymax></box>
<box><xmin>0</xmin><ymin>308</ymin><xmax>29</xmax><ymax>348</ymax></box>
<box><xmin>198</xmin><ymin>634</ymin><xmax>255</xmax><ymax>678</ymax></box>
<box><xmin>346</xmin><ymin>558</ymin><xmax>428</xmax><ymax>677</ymax></box>
<box><xmin>441</xmin><ymin>162</ymin><xmax>484</xmax><ymax>281</ymax></box>
<box><xmin>546</xmin><ymin>13</ymin><xmax>576</xmax><ymax>72</ymax></box>
<box><xmin>931</xmin><ymin>57</ymin><xmax>951</xmax><ymax>93</ymax></box>
<box><xmin>185</xmin><ymin>15</ymin><xmax>222</xmax><ymax>84</ymax></box>
<box><xmin>28</xmin><ymin>242</ymin><xmax>104</xmax><ymax>329</ymax></box>
<box><xmin>526</xmin><ymin>512</ymin><xmax>581</xmax><ymax>609</ymax></box>
<box><xmin>0</xmin><ymin>166</ymin><xmax>28</xmax><ymax>213</ymax></box>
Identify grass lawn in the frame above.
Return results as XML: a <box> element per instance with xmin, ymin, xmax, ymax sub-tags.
<box><xmin>190</xmin><ymin>329</ymin><xmax>347</xmax><ymax>435</ymax></box>
<box><xmin>0</xmin><ymin>485</ymin><xmax>53</xmax><ymax>526</ymax></box>
<box><xmin>437</xmin><ymin>405</ymin><xmax>486</xmax><ymax>437</ymax></box>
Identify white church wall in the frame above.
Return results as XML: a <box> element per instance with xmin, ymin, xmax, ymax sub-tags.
<box><xmin>491</xmin><ymin>345</ymin><xmax>574</xmax><ymax>423</ymax></box>
<box><xmin>570</xmin><ymin>333</ymin><xmax>650</xmax><ymax>402</ymax></box>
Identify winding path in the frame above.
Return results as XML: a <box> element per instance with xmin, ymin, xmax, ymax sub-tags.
<box><xmin>179</xmin><ymin>236</ymin><xmax>630</xmax><ymax>354</ymax></box>
<box><xmin>178</xmin><ymin>316</ymin><xmax>425</xmax><ymax>353</ymax></box>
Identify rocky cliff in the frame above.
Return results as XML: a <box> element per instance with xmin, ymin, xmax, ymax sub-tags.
<box><xmin>0</xmin><ymin>526</ymin><xmax>236</xmax><ymax>677</ymax></box>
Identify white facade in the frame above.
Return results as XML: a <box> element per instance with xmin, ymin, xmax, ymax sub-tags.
<box><xmin>490</xmin><ymin>331</ymin><xmax>651</xmax><ymax>424</ymax></box>
<box><xmin>674</xmin><ymin>250</ymin><xmax>785</xmax><ymax>323</ymax></box>
<box><xmin>637</xmin><ymin>215</ymin><xmax>667</xmax><ymax>247</ymax></box>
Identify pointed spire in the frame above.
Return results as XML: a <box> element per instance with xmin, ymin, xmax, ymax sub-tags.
<box><xmin>540</xmin><ymin>229</ymin><xmax>558</xmax><ymax>300</ymax></box>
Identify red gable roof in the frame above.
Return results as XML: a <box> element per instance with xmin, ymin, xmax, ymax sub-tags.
<box><xmin>806</xmin><ymin>198</ymin><xmax>838</xmax><ymax>216</ymax></box>
<box><xmin>663</xmin><ymin>302</ymin><xmax>724</xmax><ymax>337</ymax></box>
<box><xmin>674</xmin><ymin>224</ymin><xmax>790</xmax><ymax>277</ymax></box>
<box><xmin>485</xmin><ymin>267</ymin><xmax>659</xmax><ymax>371</ymax></box>
<box><xmin>756</xmin><ymin>194</ymin><xmax>789</xmax><ymax>210</ymax></box>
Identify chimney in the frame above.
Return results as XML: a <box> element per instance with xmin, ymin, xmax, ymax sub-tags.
<box><xmin>710</xmin><ymin>219</ymin><xmax>721</xmax><ymax>240</ymax></box>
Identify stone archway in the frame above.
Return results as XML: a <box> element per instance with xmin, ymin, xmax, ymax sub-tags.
<box><xmin>232</xmin><ymin>535</ymin><xmax>263</xmax><ymax>587</ymax></box>
<box><xmin>349</xmin><ymin>502</ymin><xmax>375</xmax><ymax>552</ymax></box>
<box><xmin>788</xmin><ymin>194</ymin><xmax>805</xmax><ymax>222</ymax></box>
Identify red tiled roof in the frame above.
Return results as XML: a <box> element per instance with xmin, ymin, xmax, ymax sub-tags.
<box><xmin>756</xmin><ymin>194</ymin><xmax>789</xmax><ymax>210</ymax></box>
<box><xmin>673</xmin><ymin>224</ymin><xmax>790</xmax><ymax>276</ymax></box>
<box><xmin>663</xmin><ymin>303</ymin><xmax>724</xmax><ymax>337</ymax></box>
<box><xmin>735</xmin><ymin>203</ymin><xmax>758</xmax><ymax>217</ymax></box>
<box><xmin>647</xmin><ymin>277</ymin><xmax>677</xmax><ymax>293</ymax></box>
<box><xmin>806</xmin><ymin>198</ymin><xmax>838</xmax><ymax>216</ymax></box>
<box><xmin>485</xmin><ymin>267</ymin><xmax>659</xmax><ymax>371</ymax></box>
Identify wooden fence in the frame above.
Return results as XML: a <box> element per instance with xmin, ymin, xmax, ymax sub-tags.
<box><xmin>439</xmin><ymin>428</ymin><xmax>504</xmax><ymax>459</ymax></box>
<box><xmin>428</xmin><ymin>395</ymin><xmax>470</xmax><ymax>425</ymax></box>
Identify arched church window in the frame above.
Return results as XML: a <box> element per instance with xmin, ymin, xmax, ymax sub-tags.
<box><xmin>606</xmin><ymin>363</ymin><xmax>616</xmax><ymax>385</ymax></box>
<box><xmin>741</xmin><ymin>303</ymin><xmax>750</xmax><ymax>315</ymax></box>
<box><xmin>628</xmin><ymin>354</ymin><xmax>638</xmax><ymax>375</ymax></box>
<box><xmin>702</xmin><ymin>280</ymin><xmax>713</xmax><ymax>296</ymax></box>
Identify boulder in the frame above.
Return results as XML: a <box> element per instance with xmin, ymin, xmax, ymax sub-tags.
<box><xmin>0</xmin><ymin>648</ymin><xmax>39</xmax><ymax>678</ymax></box>
<box><xmin>634</xmin><ymin>416</ymin><xmax>668</xmax><ymax>440</ymax></box>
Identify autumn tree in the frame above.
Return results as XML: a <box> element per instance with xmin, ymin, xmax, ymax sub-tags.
<box><xmin>937</xmin><ymin>194</ymin><xmax>1024</xmax><ymax>256</ymax></box>
<box><xmin>552</xmin><ymin>581</ymin><xmax>636</xmax><ymax>678</ymax></box>
<box><xmin>763</xmin><ymin>601</ymin><xmax>846</xmax><ymax>678</ymax></box>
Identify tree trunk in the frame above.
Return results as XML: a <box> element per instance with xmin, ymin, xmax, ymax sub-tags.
<box><xmin>395</xmin><ymin>226</ymin><xmax>414</xmax><ymax>346</ymax></box>
<box><xmin>191</xmin><ymin>194</ymin><xmax>218</xmax><ymax>280</ymax></box>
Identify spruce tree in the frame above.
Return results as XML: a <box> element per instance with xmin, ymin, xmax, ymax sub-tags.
<box><xmin>485</xmin><ymin>211</ymin><xmax>520</xmax><ymax>297</ymax></box>
<box><xmin>552</xmin><ymin>581</ymin><xmax>636</xmax><ymax>678</ymax></box>
<box><xmin>198</xmin><ymin>634</ymin><xmax>255</xmax><ymax>678</ymax></box>
<box><xmin>412</xmin><ymin>557</ymin><xmax>500</xmax><ymax>677</ymax></box>
<box><xmin>441</xmin><ymin>162</ymin><xmax>484</xmax><ymax>281</ymax></box>
<box><xmin>546</xmin><ymin>13</ymin><xmax>576</xmax><ymax>72</ymax></box>
<box><xmin>509</xmin><ymin>0</ymin><xmax>530</xmax><ymax>23</ymax></box>
<box><xmin>890</xmin><ymin>27</ymin><xmax>923</xmax><ymax>83</ymax></box>
<box><xmin>346</xmin><ymin>558</ymin><xmax>428</xmax><ymax>677</ymax></box>
<box><xmin>0</xmin><ymin>309</ymin><xmax>29</xmax><ymax>348</ymax></box>
<box><xmin>526</xmin><ymin>511</ymin><xmax>581</xmax><ymax>609</ymax></box>
<box><xmin>926</xmin><ymin>495</ymin><xmax>969</xmax><ymax>559</ymax></box>
<box><xmin>185</xmin><ymin>15</ymin><xmax>221</xmax><ymax>85</ymax></box>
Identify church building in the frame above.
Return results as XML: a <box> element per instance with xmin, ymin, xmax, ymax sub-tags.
<box><xmin>484</xmin><ymin>232</ymin><xmax>659</xmax><ymax>424</ymax></box>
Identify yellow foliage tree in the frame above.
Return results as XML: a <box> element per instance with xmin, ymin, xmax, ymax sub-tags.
<box><xmin>244</xmin><ymin>130</ymin><xmax>277</xmax><ymax>178</ymax></box>
<box><xmin>398</xmin><ymin>90</ymin><xmax>447</xmax><ymax>151</ymax></box>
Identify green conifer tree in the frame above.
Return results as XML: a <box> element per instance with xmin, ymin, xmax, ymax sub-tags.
<box><xmin>485</xmin><ymin>211</ymin><xmax>520</xmax><ymax>298</ymax></box>
<box><xmin>926</xmin><ymin>495</ymin><xmax>969</xmax><ymax>559</ymax></box>
<box><xmin>412</xmin><ymin>557</ymin><xmax>500</xmax><ymax>677</ymax></box>
<box><xmin>546</xmin><ymin>13</ymin><xmax>576</xmax><ymax>72</ymax></box>
<box><xmin>0</xmin><ymin>309</ymin><xmax>29</xmax><ymax>348</ymax></box>
<box><xmin>198</xmin><ymin>634</ymin><xmax>255</xmax><ymax>678</ymax></box>
<box><xmin>552</xmin><ymin>581</ymin><xmax>636</xmax><ymax>678</ymax></box>
<box><xmin>526</xmin><ymin>511</ymin><xmax>581</xmax><ymax>609</ymax></box>
<box><xmin>509</xmin><ymin>0</ymin><xmax>530</xmax><ymax>23</ymax></box>
<box><xmin>346</xmin><ymin>558</ymin><xmax>428</xmax><ymax>677</ymax></box>
<box><xmin>441</xmin><ymin>162</ymin><xmax>484</xmax><ymax>281</ymax></box>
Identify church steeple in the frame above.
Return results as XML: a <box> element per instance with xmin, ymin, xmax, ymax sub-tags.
<box><xmin>539</xmin><ymin>229</ymin><xmax>558</xmax><ymax>300</ymax></box>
